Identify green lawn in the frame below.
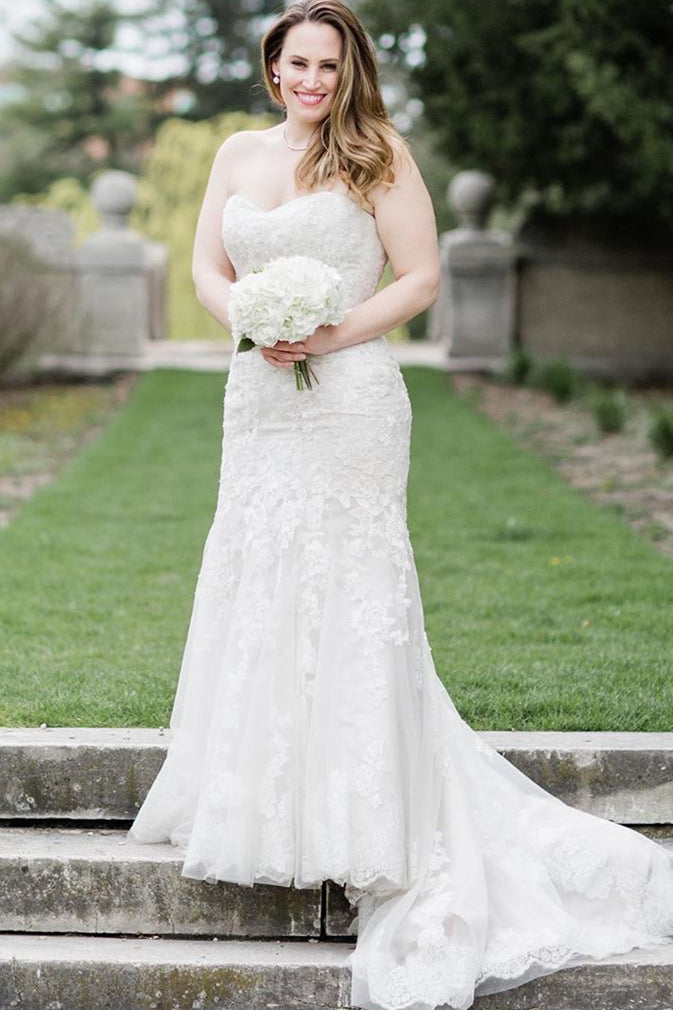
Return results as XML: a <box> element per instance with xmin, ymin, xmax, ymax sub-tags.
<box><xmin>1</xmin><ymin>367</ymin><xmax>671</xmax><ymax>729</ymax></box>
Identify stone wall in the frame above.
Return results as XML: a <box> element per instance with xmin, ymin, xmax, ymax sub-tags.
<box><xmin>517</xmin><ymin>236</ymin><xmax>673</xmax><ymax>381</ymax></box>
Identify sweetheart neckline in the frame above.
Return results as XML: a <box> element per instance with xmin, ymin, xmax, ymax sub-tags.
<box><xmin>222</xmin><ymin>190</ymin><xmax>376</xmax><ymax>223</ymax></box>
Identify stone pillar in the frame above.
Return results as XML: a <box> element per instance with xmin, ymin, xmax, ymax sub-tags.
<box><xmin>428</xmin><ymin>170</ymin><xmax>517</xmax><ymax>371</ymax></box>
<box><xmin>63</xmin><ymin>171</ymin><xmax>167</xmax><ymax>368</ymax></box>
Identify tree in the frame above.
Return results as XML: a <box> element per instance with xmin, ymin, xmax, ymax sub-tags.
<box><xmin>1</xmin><ymin>0</ymin><xmax>162</xmax><ymax>197</ymax></box>
<box><xmin>360</xmin><ymin>0</ymin><xmax>673</xmax><ymax>234</ymax></box>
<box><xmin>144</xmin><ymin>0</ymin><xmax>281</xmax><ymax>120</ymax></box>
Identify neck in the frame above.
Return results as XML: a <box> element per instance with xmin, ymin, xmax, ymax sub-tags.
<box><xmin>283</xmin><ymin>117</ymin><xmax>320</xmax><ymax>149</ymax></box>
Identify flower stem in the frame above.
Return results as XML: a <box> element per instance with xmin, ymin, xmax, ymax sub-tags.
<box><xmin>293</xmin><ymin>357</ymin><xmax>319</xmax><ymax>391</ymax></box>
<box><xmin>307</xmin><ymin>356</ymin><xmax>320</xmax><ymax>386</ymax></box>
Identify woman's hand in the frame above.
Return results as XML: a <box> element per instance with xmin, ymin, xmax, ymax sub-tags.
<box><xmin>301</xmin><ymin>323</ymin><xmax>341</xmax><ymax>356</ymax></box>
<box><xmin>259</xmin><ymin>323</ymin><xmax>341</xmax><ymax>369</ymax></box>
<box><xmin>259</xmin><ymin>340</ymin><xmax>307</xmax><ymax>369</ymax></box>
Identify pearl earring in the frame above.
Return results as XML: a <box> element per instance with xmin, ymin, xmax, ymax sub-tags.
<box><xmin>273</xmin><ymin>74</ymin><xmax>280</xmax><ymax>84</ymax></box>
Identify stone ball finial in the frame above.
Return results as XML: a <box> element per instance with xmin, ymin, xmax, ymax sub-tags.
<box><xmin>90</xmin><ymin>170</ymin><xmax>139</xmax><ymax>230</ymax></box>
<box><xmin>448</xmin><ymin>170</ymin><xmax>496</xmax><ymax>231</ymax></box>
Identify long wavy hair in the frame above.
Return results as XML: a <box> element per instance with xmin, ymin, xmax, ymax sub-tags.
<box><xmin>260</xmin><ymin>0</ymin><xmax>407</xmax><ymax>211</ymax></box>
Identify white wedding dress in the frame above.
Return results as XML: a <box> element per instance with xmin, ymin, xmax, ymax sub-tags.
<box><xmin>128</xmin><ymin>190</ymin><xmax>673</xmax><ymax>1010</ymax></box>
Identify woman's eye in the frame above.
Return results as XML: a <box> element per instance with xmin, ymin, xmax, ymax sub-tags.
<box><xmin>291</xmin><ymin>61</ymin><xmax>337</xmax><ymax>70</ymax></box>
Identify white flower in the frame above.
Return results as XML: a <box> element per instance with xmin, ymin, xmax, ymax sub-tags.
<box><xmin>228</xmin><ymin>255</ymin><xmax>347</xmax><ymax>348</ymax></box>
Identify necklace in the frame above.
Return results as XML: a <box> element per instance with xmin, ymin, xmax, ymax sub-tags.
<box><xmin>281</xmin><ymin>126</ymin><xmax>313</xmax><ymax>151</ymax></box>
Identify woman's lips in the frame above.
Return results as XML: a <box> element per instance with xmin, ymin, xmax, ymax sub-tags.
<box><xmin>294</xmin><ymin>91</ymin><xmax>326</xmax><ymax>106</ymax></box>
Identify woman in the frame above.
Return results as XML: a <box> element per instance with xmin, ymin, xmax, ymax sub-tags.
<box><xmin>128</xmin><ymin>3</ymin><xmax>673</xmax><ymax>1009</ymax></box>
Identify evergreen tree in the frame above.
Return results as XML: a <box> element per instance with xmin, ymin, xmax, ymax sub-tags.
<box><xmin>360</xmin><ymin>0</ymin><xmax>673</xmax><ymax>233</ymax></box>
<box><xmin>147</xmin><ymin>0</ymin><xmax>281</xmax><ymax>120</ymax></box>
<box><xmin>2</xmin><ymin>0</ymin><xmax>162</xmax><ymax>197</ymax></box>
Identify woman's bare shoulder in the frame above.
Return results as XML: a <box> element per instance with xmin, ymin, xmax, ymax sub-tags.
<box><xmin>213</xmin><ymin>128</ymin><xmax>280</xmax><ymax>193</ymax></box>
<box><xmin>215</xmin><ymin>127</ymin><xmax>278</xmax><ymax>165</ymax></box>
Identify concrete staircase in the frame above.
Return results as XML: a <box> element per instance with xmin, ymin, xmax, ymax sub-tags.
<box><xmin>1</xmin><ymin>727</ymin><xmax>672</xmax><ymax>1009</ymax></box>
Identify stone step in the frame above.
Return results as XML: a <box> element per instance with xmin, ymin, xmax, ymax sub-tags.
<box><xmin>0</xmin><ymin>728</ymin><xmax>163</xmax><ymax>821</ymax></box>
<box><xmin>1</xmin><ymin>933</ymin><xmax>673</xmax><ymax>1010</ymax></box>
<box><xmin>0</xmin><ymin>825</ymin><xmax>669</xmax><ymax>942</ymax></box>
<box><xmin>2</xmin><ymin>727</ymin><xmax>673</xmax><ymax>825</ymax></box>
<box><xmin>0</xmin><ymin>826</ymin><xmax>327</xmax><ymax>939</ymax></box>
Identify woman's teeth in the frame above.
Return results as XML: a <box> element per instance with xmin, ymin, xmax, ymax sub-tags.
<box><xmin>294</xmin><ymin>92</ymin><xmax>326</xmax><ymax>106</ymax></box>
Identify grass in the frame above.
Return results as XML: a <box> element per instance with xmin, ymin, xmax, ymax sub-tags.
<box><xmin>0</xmin><ymin>370</ymin><xmax>222</xmax><ymax>728</ymax></box>
<box><xmin>0</xmin><ymin>377</ymin><xmax>132</xmax><ymax>526</ymax></box>
<box><xmin>0</xmin><ymin>367</ymin><xmax>671</xmax><ymax>730</ymax></box>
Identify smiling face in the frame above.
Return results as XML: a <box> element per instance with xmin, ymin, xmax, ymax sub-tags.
<box><xmin>272</xmin><ymin>20</ymin><xmax>343</xmax><ymax>123</ymax></box>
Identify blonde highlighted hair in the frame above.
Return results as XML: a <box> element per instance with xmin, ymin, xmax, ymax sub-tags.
<box><xmin>260</xmin><ymin>0</ymin><xmax>408</xmax><ymax>211</ymax></box>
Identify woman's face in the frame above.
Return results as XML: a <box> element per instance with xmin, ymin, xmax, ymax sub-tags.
<box><xmin>272</xmin><ymin>21</ymin><xmax>343</xmax><ymax>123</ymax></box>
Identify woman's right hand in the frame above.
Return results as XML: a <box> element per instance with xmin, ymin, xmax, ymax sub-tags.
<box><xmin>260</xmin><ymin>340</ymin><xmax>307</xmax><ymax>369</ymax></box>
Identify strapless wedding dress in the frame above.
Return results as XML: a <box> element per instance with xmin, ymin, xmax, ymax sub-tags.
<box><xmin>128</xmin><ymin>189</ymin><xmax>673</xmax><ymax>1010</ymax></box>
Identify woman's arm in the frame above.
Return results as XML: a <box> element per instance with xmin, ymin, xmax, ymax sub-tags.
<box><xmin>191</xmin><ymin>134</ymin><xmax>243</xmax><ymax>333</ymax></box>
<box><xmin>303</xmin><ymin>140</ymin><xmax>441</xmax><ymax>356</ymax></box>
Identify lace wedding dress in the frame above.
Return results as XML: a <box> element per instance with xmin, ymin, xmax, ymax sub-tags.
<box><xmin>128</xmin><ymin>190</ymin><xmax>673</xmax><ymax>1010</ymax></box>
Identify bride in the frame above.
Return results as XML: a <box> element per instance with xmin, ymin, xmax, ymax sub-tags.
<box><xmin>128</xmin><ymin>2</ymin><xmax>673</xmax><ymax>1009</ymax></box>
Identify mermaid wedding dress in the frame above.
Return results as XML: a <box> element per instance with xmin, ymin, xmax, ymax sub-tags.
<box><xmin>128</xmin><ymin>189</ymin><xmax>673</xmax><ymax>1010</ymax></box>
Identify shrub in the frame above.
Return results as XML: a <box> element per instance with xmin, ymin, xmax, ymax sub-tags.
<box><xmin>505</xmin><ymin>345</ymin><xmax>532</xmax><ymax>385</ymax></box>
<box><xmin>589</xmin><ymin>384</ymin><xmax>627</xmax><ymax>434</ymax></box>
<box><xmin>531</xmin><ymin>356</ymin><xmax>578</xmax><ymax>403</ymax></box>
<box><xmin>0</xmin><ymin>233</ymin><xmax>78</xmax><ymax>383</ymax></box>
<box><xmin>648</xmin><ymin>403</ymin><xmax>673</xmax><ymax>460</ymax></box>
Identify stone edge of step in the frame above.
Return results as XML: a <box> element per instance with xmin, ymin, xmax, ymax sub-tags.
<box><xmin>0</xmin><ymin>933</ymin><xmax>355</xmax><ymax>966</ymax></box>
<box><xmin>2</xmin><ymin>728</ymin><xmax>673</xmax><ymax>826</ymax></box>
<box><xmin>0</xmin><ymin>823</ymin><xmax>671</xmax><ymax>857</ymax></box>
<box><xmin>2</xmin><ymin>932</ymin><xmax>673</xmax><ymax>968</ymax></box>
<box><xmin>3</xmin><ymin>726</ymin><xmax>673</xmax><ymax>750</ymax></box>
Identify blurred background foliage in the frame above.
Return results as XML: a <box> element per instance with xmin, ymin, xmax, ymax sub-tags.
<box><xmin>360</xmin><ymin>0</ymin><xmax>673</xmax><ymax>238</ymax></box>
<box><xmin>0</xmin><ymin>0</ymin><xmax>161</xmax><ymax>201</ymax></box>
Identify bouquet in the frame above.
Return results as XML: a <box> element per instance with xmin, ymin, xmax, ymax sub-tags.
<box><xmin>228</xmin><ymin>255</ymin><xmax>347</xmax><ymax>390</ymax></box>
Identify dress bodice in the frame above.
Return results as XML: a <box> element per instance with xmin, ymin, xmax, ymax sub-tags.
<box><xmin>221</xmin><ymin>191</ymin><xmax>388</xmax><ymax>310</ymax></box>
<box><xmin>216</xmin><ymin>187</ymin><xmax>410</xmax><ymax>524</ymax></box>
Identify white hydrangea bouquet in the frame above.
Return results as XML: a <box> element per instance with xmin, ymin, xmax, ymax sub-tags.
<box><xmin>228</xmin><ymin>255</ymin><xmax>347</xmax><ymax>391</ymax></box>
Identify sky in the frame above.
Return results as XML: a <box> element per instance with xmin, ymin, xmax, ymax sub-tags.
<box><xmin>0</xmin><ymin>0</ymin><xmax>43</xmax><ymax>63</ymax></box>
